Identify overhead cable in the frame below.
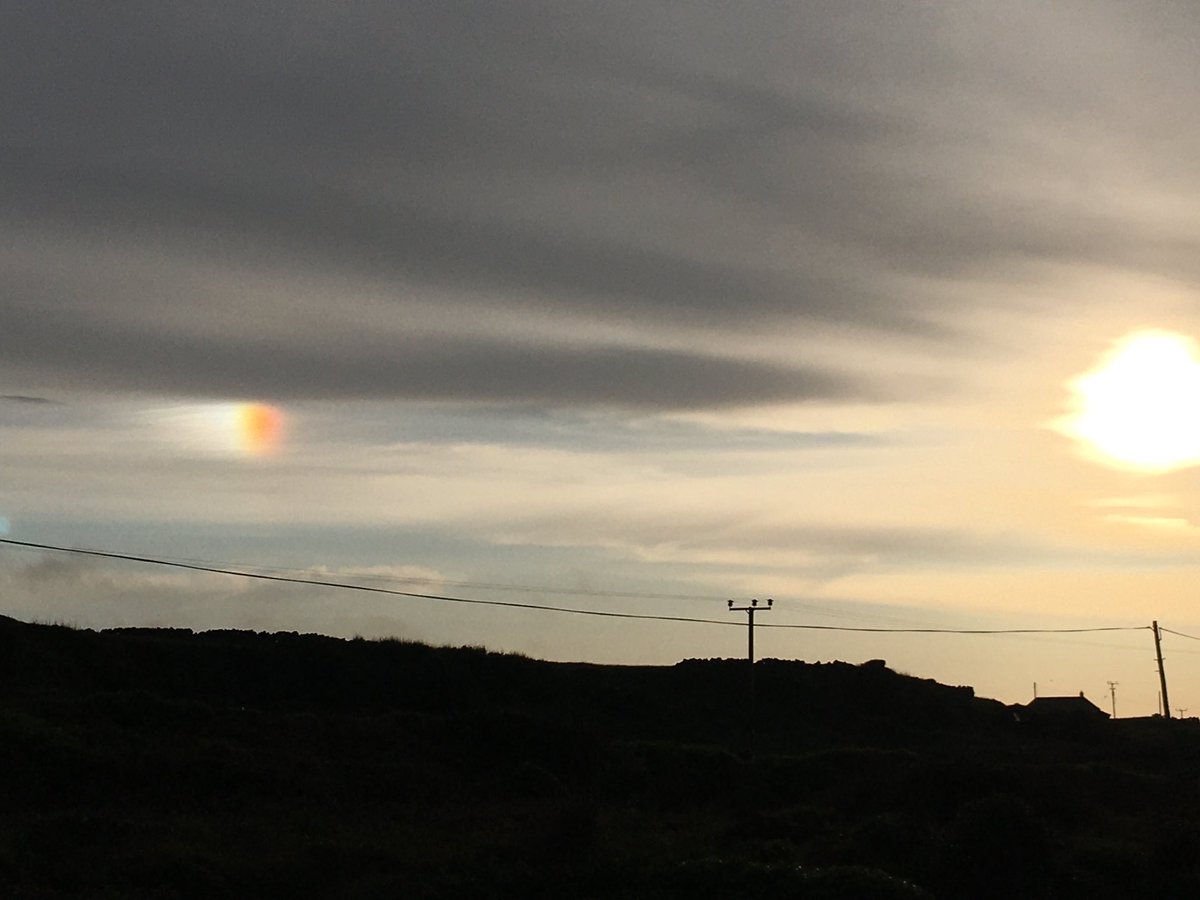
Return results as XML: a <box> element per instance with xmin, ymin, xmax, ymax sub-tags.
<box><xmin>0</xmin><ymin>537</ymin><xmax>1152</xmax><ymax>636</ymax></box>
<box><xmin>1160</xmin><ymin>626</ymin><xmax>1200</xmax><ymax>642</ymax></box>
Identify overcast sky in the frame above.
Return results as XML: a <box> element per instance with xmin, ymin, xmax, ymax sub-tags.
<box><xmin>7</xmin><ymin>2</ymin><xmax>1200</xmax><ymax>713</ymax></box>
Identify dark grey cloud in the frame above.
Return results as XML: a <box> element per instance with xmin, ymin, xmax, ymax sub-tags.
<box><xmin>0</xmin><ymin>395</ymin><xmax>56</xmax><ymax>404</ymax></box>
<box><xmin>0</xmin><ymin>296</ymin><xmax>880</xmax><ymax>407</ymax></box>
<box><xmin>5</xmin><ymin>2</ymin><xmax>1200</xmax><ymax>405</ymax></box>
<box><xmin>0</xmin><ymin>148</ymin><xmax>874</xmax><ymax>330</ymax></box>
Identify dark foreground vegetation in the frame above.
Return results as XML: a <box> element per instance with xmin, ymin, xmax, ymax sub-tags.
<box><xmin>2</xmin><ymin>614</ymin><xmax>1199</xmax><ymax>899</ymax></box>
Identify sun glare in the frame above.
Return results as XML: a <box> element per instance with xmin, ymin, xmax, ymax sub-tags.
<box><xmin>1061</xmin><ymin>330</ymin><xmax>1200</xmax><ymax>472</ymax></box>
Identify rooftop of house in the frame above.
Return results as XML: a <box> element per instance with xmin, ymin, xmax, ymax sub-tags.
<box><xmin>1014</xmin><ymin>693</ymin><xmax>1110</xmax><ymax>719</ymax></box>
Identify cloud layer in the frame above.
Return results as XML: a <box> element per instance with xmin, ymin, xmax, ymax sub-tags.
<box><xmin>10</xmin><ymin>2</ymin><xmax>1199</xmax><ymax>406</ymax></box>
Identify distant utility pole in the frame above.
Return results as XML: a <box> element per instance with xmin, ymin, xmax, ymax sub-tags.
<box><xmin>1154</xmin><ymin>620</ymin><xmax>1171</xmax><ymax>719</ymax></box>
<box><xmin>728</xmin><ymin>598</ymin><xmax>773</xmax><ymax>665</ymax></box>
<box><xmin>1107</xmin><ymin>681</ymin><xmax>1119</xmax><ymax>719</ymax></box>
<box><xmin>729</xmin><ymin>598</ymin><xmax>773</xmax><ymax>757</ymax></box>
<box><xmin>1177</xmin><ymin>708</ymin><xmax>1189</xmax><ymax>719</ymax></box>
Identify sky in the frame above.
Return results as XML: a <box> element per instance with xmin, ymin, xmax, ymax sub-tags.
<box><xmin>7</xmin><ymin>1</ymin><xmax>1200</xmax><ymax>715</ymax></box>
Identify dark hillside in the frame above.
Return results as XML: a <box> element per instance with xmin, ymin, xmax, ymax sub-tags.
<box><xmin>0</xmin><ymin>617</ymin><xmax>1006</xmax><ymax>744</ymax></box>
<box><xmin>1</xmin><ymin>615</ymin><xmax>1199</xmax><ymax>899</ymax></box>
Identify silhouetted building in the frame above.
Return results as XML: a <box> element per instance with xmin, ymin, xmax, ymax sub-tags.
<box><xmin>1010</xmin><ymin>692</ymin><xmax>1109</xmax><ymax>723</ymax></box>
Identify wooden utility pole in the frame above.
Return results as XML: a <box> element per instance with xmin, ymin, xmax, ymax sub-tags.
<box><xmin>1107</xmin><ymin>681</ymin><xmax>1118</xmax><ymax>718</ymax></box>
<box><xmin>729</xmin><ymin>598</ymin><xmax>773</xmax><ymax>757</ymax></box>
<box><xmin>1154</xmin><ymin>621</ymin><xmax>1171</xmax><ymax>719</ymax></box>
<box><xmin>728</xmin><ymin>598</ymin><xmax>773</xmax><ymax>666</ymax></box>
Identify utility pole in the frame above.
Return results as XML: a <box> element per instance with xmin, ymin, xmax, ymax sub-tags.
<box><xmin>729</xmin><ymin>598</ymin><xmax>773</xmax><ymax>757</ymax></box>
<box><xmin>1177</xmin><ymin>708</ymin><xmax>1189</xmax><ymax>719</ymax></box>
<box><xmin>1154</xmin><ymin>620</ymin><xmax>1171</xmax><ymax>719</ymax></box>
<box><xmin>728</xmin><ymin>598</ymin><xmax>773</xmax><ymax>666</ymax></box>
<box><xmin>1033</xmin><ymin>682</ymin><xmax>1038</xmax><ymax>699</ymax></box>
<box><xmin>1107</xmin><ymin>681</ymin><xmax>1118</xmax><ymax>719</ymax></box>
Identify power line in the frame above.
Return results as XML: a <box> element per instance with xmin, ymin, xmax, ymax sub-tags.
<box><xmin>0</xmin><ymin>538</ymin><xmax>740</xmax><ymax>628</ymax></box>
<box><xmin>0</xmin><ymin>537</ymin><xmax>1152</xmax><ymax>637</ymax></box>
<box><xmin>1160</xmin><ymin>627</ymin><xmax>1200</xmax><ymax>642</ymax></box>
<box><xmin>67</xmin><ymin>548</ymin><xmax>1154</xmax><ymax>635</ymax></box>
<box><xmin>140</xmin><ymin>553</ymin><xmax>749</xmax><ymax>604</ymax></box>
<box><xmin>118</xmin><ymin>551</ymin><xmax>945</xmax><ymax>629</ymax></box>
<box><xmin>760</xmin><ymin>622</ymin><xmax>1145</xmax><ymax>635</ymax></box>
<box><xmin>985</xmin><ymin>632</ymin><xmax>1152</xmax><ymax>652</ymax></box>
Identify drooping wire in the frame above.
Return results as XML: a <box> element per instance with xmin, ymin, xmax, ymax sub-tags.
<box><xmin>0</xmin><ymin>537</ymin><xmax>1153</xmax><ymax>637</ymax></box>
<box><xmin>121</xmin><ymin>551</ymin><xmax>941</xmax><ymax>628</ymax></box>
<box><xmin>1160</xmin><ymin>627</ymin><xmax>1200</xmax><ymax>642</ymax></box>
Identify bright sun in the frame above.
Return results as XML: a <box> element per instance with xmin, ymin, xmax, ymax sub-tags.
<box><xmin>1061</xmin><ymin>330</ymin><xmax>1200</xmax><ymax>472</ymax></box>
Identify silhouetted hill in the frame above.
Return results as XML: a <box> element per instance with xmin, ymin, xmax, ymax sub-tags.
<box><xmin>2</xmin><ymin>616</ymin><xmax>1199</xmax><ymax>899</ymax></box>
<box><xmin>0</xmin><ymin>617</ymin><xmax>1006</xmax><ymax>744</ymax></box>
